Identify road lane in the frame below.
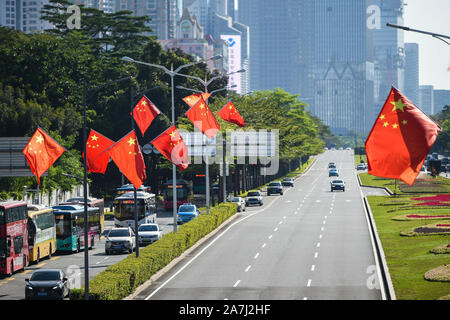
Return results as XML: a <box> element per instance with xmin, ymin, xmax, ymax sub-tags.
<box><xmin>138</xmin><ymin>150</ymin><xmax>382</xmax><ymax>300</ymax></box>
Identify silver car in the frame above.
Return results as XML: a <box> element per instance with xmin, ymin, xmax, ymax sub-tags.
<box><xmin>105</xmin><ymin>227</ymin><xmax>136</xmax><ymax>254</ymax></box>
<box><xmin>229</xmin><ymin>196</ymin><xmax>246</xmax><ymax>212</ymax></box>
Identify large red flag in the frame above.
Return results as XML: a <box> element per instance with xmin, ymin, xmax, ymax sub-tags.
<box><xmin>108</xmin><ymin>130</ymin><xmax>146</xmax><ymax>189</ymax></box>
<box><xmin>365</xmin><ymin>87</ymin><xmax>441</xmax><ymax>185</ymax></box>
<box><xmin>182</xmin><ymin>92</ymin><xmax>211</xmax><ymax>108</ymax></box>
<box><xmin>151</xmin><ymin>125</ymin><xmax>189</xmax><ymax>171</ymax></box>
<box><xmin>22</xmin><ymin>127</ymin><xmax>65</xmax><ymax>185</ymax></box>
<box><xmin>84</xmin><ymin>129</ymin><xmax>115</xmax><ymax>174</ymax></box>
<box><xmin>185</xmin><ymin>97</ymin><xmax>220</xmax><ymax>138</ymax></box>
<box><xmin>133</xmin><ymin>95</ymin><xmax>161</xmax><ymax>136</ymax></box>
<box><xmin>217</xmin><ymin>101</ymin><xmax>245</xmax><ymax>127</ymax></box>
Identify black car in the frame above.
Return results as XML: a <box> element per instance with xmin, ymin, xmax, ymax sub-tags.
<box><xmin>328</xmin><ymin>162</ymin><xmax>336</xmax><ymax>169</ymax></box>
<box><xmin>331</xmin><ymin>179</ymin><xmax>345</xmax><ymax>192</ymax></box>
<box><xmin>25</xmin><ymin>269</ymin><xmax>70</xmax><ymax>300</ymax></box>
<box><xmin>282</xmin><ymin>178</ymin><xmax>294</xmax><ymax>187</ymax></box>
<box><xmin>267</xmin><ymin>181</ymin><xmax>284</xmax><ymax>195</ymax></box>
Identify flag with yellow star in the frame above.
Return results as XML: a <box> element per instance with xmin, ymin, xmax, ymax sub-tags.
<box><xmin>185</xmin><ymin>96</ymin><xmax>220</xmax><ymax>138</ymax></box>
<box><xmin>365</xmin><ymin>87</ymin><xmax>441</xmax><ymax>185</ymax></box>
<box><xmin>83</xmin><ymin>129</ymin><xmax>115</xmax><ymax>174</ymax></box>
<box><xmin>151</xmin><ymin>125</ymin><xmax>189</xmax><ymax>171</ymax></box>
<box><xmin>108</xmin><ymin>130</ymin><xmax>146</xmax><ymax>189</ymax></box>
<box><xmin>133</xmin><ymin>95</ymin><xmax>161</xmax><ymax>136</ymax></box>
<box><xmin>22</xmin><ymin>127</ymin><xmax>66</xmax><ymax>185</ymax></box>
<box><xmin>182</xmin><ymin>92</ymin><xmax>211</xmax><ymax>108</ymax></box>
<box><xmin>217</xmin><ymin>101</ymin><xmax>245</xmax><ymax>127</ymax></box>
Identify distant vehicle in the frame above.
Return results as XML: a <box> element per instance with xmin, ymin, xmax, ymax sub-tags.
<box><xmin>162</xmin><ymin>180</ymin><xmax>193</xmax><ymax>210</ymax></box>
<box><xmin>0</xmin><ymin>201</ymin><xmax>29</xmax><ymax>275</ymax></box>
<box><xmin>282</xmin><ymin>178</ymin><xmax>294</xmax><ymax>187</ymax></box>
<box><xmin>52</xmin><ymin>205</ymin><xmax>100</xmax><ymax>252</ymax></box>
<box><xmin>267</xmin><ymin>182</ymin><xmax>284</xmax><ymax>196</ymax></box>
<box><xmin>116</xmin><ymin>184</ymin><xmax>151</xmax><ymax>196</ymax></box>
<box><xmin>138</xmin><ymin>223</ymin><xmax>162</xmax><ymax>246</ymax></box>
<box><xmin>27</xmin><ymin>206</ymin><xmax>56</xmax><ymax>263</ymax></box>
<box><xmin>328</xmin><ymin>162</ymin><xmax>336</xmax><ymax>169</ymax></box>
<box><xmin>105</xmin><ymin>227</ymin><xmax>135</xmax><ymax>254</ymax></box>
<box><xmin>427</xmin><ymin>159</ymin><xmax>442</xmax><ymax>176</ymax></box>
<box><xmin>113</xmin><ymin>191</ymin><xmax>156</xmax><ymax>230</ymax></box>
<box><xmin>228</xmin><ymin>196</ymin><xmax>246</xmax><ymax>212</ymax></box>
<box><xmin>445</xmin><ymin>164</ymin><xmax>450</xmax><ymax>173</ymax></box>
<box><xmin>331</xmin><ymin>180</ymin><xmax>345</xmax><ymax>192</ymax></box>
<box><xmin>431</xmin><ymin>152</ymin><xmax>438</xmax><ymax>160</ymax></box>
<box><xmin>357</xmin><ymin>164</ymin><xmax>365</xmax><ymax>171</ymax></box>
<box><xmin>441</xmin><ymin>158</ymin><xmax>449</xmax><ymax>166</ymax></box>
<box><xmin>329</xmin><ymin>169</ymin><xmax>339</xmax><ymax>177</ymax></box>
<box><xmin>177</xmin><ymin>204</ymin><xmax>200</xmax><ymax>224</ymax></box>
<box><xmin>245</xmin><ymin>191</ymin><xmax>263</xmax><ymax>206</ymax></box>
<box><xmin>25</xmin><ymin>269</ymin><xmax>70</xmax><ymax>300</ymax></box>
<box><xmin>64</xmin><ymin>197</ymin><xmax>105</xmax><ymax>234</ymax></box>
<box><xmin>338</xmin><ymin>147</ymin><xmax>343</xmax><ymax>150</ymax></box>
<box><xmin>420</xmin><ymin>165</ymin><xmax>426</xmax><ymax>172</ymax></box>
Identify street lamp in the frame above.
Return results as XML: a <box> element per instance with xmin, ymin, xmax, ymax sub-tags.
<box><xmin>386</xmin><ymin>23</ymin><xmax>450</xmax><ymax>46</ymax></box>
<box><xmin>175</xmin><ymin>69</ymin><xmax>246</xmax><ymax>213</ymax></box>
<box><xmin>82</xmin><ymin>75</ymin><xmax>131</xmax><ymax>300</ymax></box>
<box><xmin>122</xmin><ymin>55</ymin><xmax>222</xmax><ymax>232</ymax></box>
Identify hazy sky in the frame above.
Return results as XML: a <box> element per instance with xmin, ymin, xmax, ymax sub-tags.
<box><xmin>403</xmin><ymin>0</ymin><xmax>450</xmax><ymax>90</ymax></box>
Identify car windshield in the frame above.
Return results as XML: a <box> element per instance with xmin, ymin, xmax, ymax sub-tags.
<box><xmin>229</xmin><ymin>198</ymin><xmax>240</xmax><ymax>202</ymax></box>
<box><xmin>30</xmin><ymin>271</ymin><xmax>60</xmax><ymax>281</ymax></box>
<box><xmin>333</xmin><ymin>180</ymin><xmax>343</xmax><ymax>184</ymax></box>
<box><xmin>179</xmin><ymin>205</ymin><xmax>195</xmax><ymax>212</ymax></box>
<box><xmin>283</xmin><ymin>178</ymin><xmax>292</xmax><ymax>181</ymax></box>
<box><xmin>139</xmin><ymin>225</ymin><xmax>158</xmax><ymax>232</ymax></box>
<box><xmin>247</xmin><ymin>192</ymin><xmax>260</xmax><ymax>196</ymax></box>
<box><xmin>108</xmin><ymin>229</ymin><xmax>130</xmax><ymax>237</ymax></box>
<box><xmin>269</xmin><ymin>182</ymin><xmax>281</xmax><ymax>186</ymax></box>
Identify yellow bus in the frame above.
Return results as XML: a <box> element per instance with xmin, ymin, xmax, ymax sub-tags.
<box><xmin>27</xmin><ymin>205</ymin><xmax>57</xmax><ymax>263</ymax></box>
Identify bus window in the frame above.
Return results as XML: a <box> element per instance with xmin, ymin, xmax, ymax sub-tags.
<box><xmin>13</xmin><ymin>236</ymin><xmax>23</xmax><ymax>255</ymax></box>
<box><xmin>0</xmin><ymin>239</ymin><xmax>6</xmax><ymax>258</ymax></box>
<box><xmin>0</xmin><ymin>208</ymin><xmax>4</xmax><ymax>225</ymax></box>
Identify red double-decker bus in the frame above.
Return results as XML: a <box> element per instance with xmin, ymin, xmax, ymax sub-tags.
<box><xmin>0</xmin><ymin>201</ymin><xmax>29</xmax><ymax>276</ymax></box>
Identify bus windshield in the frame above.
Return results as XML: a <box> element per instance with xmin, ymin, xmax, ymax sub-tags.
<box><xmin>115</xmin><ymin>200</ymin><xmax>146</xmax><ymax>221</ymax></box>
<box><xmin>54</xmin><ymin>214</ymin><xmax>71</xmax><ymax>238</ymax></box>
<box><xmin>163</xmin><ymin>188</ymin><xmax>187</xmax><ymax>201</ymax></box>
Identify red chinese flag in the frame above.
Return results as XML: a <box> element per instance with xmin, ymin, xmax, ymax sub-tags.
<box><xmin>217</xmin><ymin>101</ymin><xmax>245</xmax><ymax>127</ymax></box>
<box><xmin>22</xmin><ymin>127</ymin><xmax>65</xmax><ymax>185</ymax></box>
<box><xmin>151</xmin><ymin>125</ymin><xmax>189</xmax><ymax>171</ymax></box>
<box><xmin>185</xmin><ymin>97</ymin><xmax>220</xmax><ymax>138</ymax></box>
<box><xmin>365</xmin><ymin>87</ymin><xmax>441</xmax><ymax>185</ymax></box>
<box><xmin>84</xmin><ymin>129</ymin><xmax>115</xmax><ymax>174</ymax></box>
<box><xmin>108</xmin><ymin>130</ymin><xmax>146</xmax><ymax>189</ymax></box>
<box><xmin>133</xmin><ymin>95</ymin><xmax>161</xmax><ymax>136</ymax></box>
<box><xmin>182</xmin><ymin>92</ymin><xmax>211</xmax><ymax>108</ymax></box>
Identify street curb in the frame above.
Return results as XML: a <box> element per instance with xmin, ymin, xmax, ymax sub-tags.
<box><xmin>357</xmin><ymin>173</ymin><xmax>393</xmax><ymax>195</ymax></box>
<box><xmin>363</xmin><ymin>196</ymin><xmax>397</xmax><ymax>300</ymax></box>
<box><xmin>123</xmin><ymin>212</ymin><xmax>242</xmax><ymax>300</ymax></box>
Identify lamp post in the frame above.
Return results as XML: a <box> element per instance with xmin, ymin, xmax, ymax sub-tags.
<box><xmin>174</xmin><ymin>69</ymin><xmax>245</xmax><ymax>213</ymax></box>
<box><xmin>82</xmin><ymin>75</ymin><xmax>131</xmax><ymax>300</ymax></box>
<box><xmin>122</xmin><ymin>55</ymin><xmax>222</xmax><ymax>232</ymax></box>
<box><xmin>386</xmin><ymin>23</ymin><xmax>450</xmax><ymax>46</ymax></box>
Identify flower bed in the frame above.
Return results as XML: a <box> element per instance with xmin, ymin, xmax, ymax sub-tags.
<box><xmin>392</xmin><ymin>214</ymin><xmax>450</xmax><ymax>221</ymax></box>
<box><xmin>400</xmin><ymin>222</ymin><xmax>450</xmax><ymax>236</ymax></box>
<box><xmin>430</xmin><ymin>244</ymin><xmax>450</xmax><ymax>254</ymax></box>
<box><xmin>424</xmin><ymin>264</ymin><xmax>450</xmax><ymax>282</ymax></box>
<box><xmin>412</xmin><ymin>194</ymin><xmax>450</xmax><ymax>206</ymax></box>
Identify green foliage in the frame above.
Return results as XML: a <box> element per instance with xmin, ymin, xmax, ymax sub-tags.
<box><xmin>70</xmin><ymin>202</ymin><xmax>237</xmax><ymax>300</ymax></box>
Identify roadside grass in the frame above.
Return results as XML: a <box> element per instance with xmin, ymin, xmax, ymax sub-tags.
<box><xmin>367</xmin><ymin>195</ymin><xmax>450</xmax><ymax>300</ymax></box>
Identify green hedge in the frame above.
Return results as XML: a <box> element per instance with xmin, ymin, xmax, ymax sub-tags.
<box><xmin>70</xmin><ymin>202</ymin><xmax>237</xmax><ymax>300</ymax></box>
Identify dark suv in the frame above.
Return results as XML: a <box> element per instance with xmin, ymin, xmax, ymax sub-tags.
<box><xmin>331</xmin><ymin>179</ymin><xmax>345</xmax><ymax>192</ymax></box>
<box><xmin>267</xmin><ymin>181</ymin><xmax>283</xmax><ymax>195</ymax></box>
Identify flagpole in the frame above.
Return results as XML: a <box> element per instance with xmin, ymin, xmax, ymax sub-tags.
<box><xmin>130</xmin><ymin>86</ymin><xmax>139</xmax><ymax>258</ymax></box>
<box><xmin>82</xmin><ymin>80</ymin><xmax>89</xmax><ymax>300</ymax></box>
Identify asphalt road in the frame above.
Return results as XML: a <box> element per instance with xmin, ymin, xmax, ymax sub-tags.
<box><xmin>134</xmin><ymin>149</ymin><xmax>383</xmax><ymax>300</ymax></box>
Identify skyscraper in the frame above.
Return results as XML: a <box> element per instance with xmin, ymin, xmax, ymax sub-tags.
<box><xmin>404</xmin><ymin>43</ymin><xmax>419</xmax><ymax>105</ymax></box>
<box><xmin>433</xmin><ymin>90</ymin><xmax>450</xmax><ymax>115</ymax></box>
<box><xmin>0</xmin><ymin>0</ymin><xmax>53</xmax><ymax>33</ymax></box>
<box><xmin>312</xmin><ymin>0</ymin><xmax>374</xmax><ymax>134</ymax></box>
<box><xmin>419</xmin><ymin>85</ymin><xmax>434</xmax><ymax>115</ymax></box>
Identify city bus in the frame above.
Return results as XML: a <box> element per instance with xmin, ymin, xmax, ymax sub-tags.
<box><xmin>0</xmin><ymin>201</ymin><xmax>29</xmax><ymax>276</ymax></box>
<box><xmin>113</xmin><ymin>191</ymin><xmax>156</xmax><ymax>230</ymax></box>
<box><xmin>161</xmin><ymin>180</ymin><xmax>193</xmax><ymax>210</ymax></box>
<box><xmin>192</xmin><ymin>174</ymin><xmax>206</xmax><ymax>194</ymax></box>
<box><xmin>64</xmin><ymin>197</ymin><xmax>105</xmax><ymax>234</ymax></box>
<box><xmin>52</xmin><ymin>205</ymin><xmax>101</xmax><ymax>252</ymax></box>
<box><xmin>27</xmin><ymin>205</ymin><xmax>57</xmax><ymax>263</ymax></box>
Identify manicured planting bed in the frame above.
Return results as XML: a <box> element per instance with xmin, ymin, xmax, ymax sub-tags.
<box><xmin>400</xmin><ymin>223</ymin><xmax>450</xmax><ymax>236</ymax></box>
<box><xmin>430</xmin><ymin>243</ymin><xmax>450</xmax><ymax>254</ymax></box>
<box><xmin>424</xmin><ymin>265</ymin><xmax>450</xmax><ymax>282</ymax></box>
<box><xmin>367</xmin><ymin>195</ymin><xmax>450</xmax><ymax>300</ymax></box>
<box><xmin>392</xmin><ymin>214</ymin><xmax>450</xmax><ymax>221</ymax></box>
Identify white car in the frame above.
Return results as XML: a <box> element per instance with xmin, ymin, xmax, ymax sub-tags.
<box><xmin>105</xmin><ymin>227</ymin><xmax>136</xmax><ymax>254</ymax></box>
<box><xmin>228</xmin><ymin>196</ymin><xmax>246</xmax><ymax>212</ymax></box>
<box><xmin>138</xmin><ymin>223</ymin><xmax>162</xmax><ymax>246</ymax></box>
<box><xmin>245</xmin><ymin>191</ymin><xmax>263</xmax><ymax>206</ymax></box>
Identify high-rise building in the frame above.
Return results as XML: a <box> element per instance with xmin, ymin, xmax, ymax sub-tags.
<box><xmin>433</xmin><ymin>90</ymin><xmax>450</xmax><ymax>115</ymax></box>
<box><xmin>116</xmin><ymin>0</ymin><xmax>181</xmax><ymax>40</ymax></box>
<box><xmin>404</xmin><ymin>43</ymin><xmax>419</xmax><ymax>105</ymax></box>
<box><xmin>312</xmin><ymin>0</ymin><xmax>374</xmax><ymax>135</ymax></box>
<box><xmin>419</xmin><ymin>85</ymin><xmax>434</xmax><ymax>115</ymax></box>
<box><xmin>0</xmin><ymin>0</ymin><xmax>53</xmax><ymax>33</ymax></box>
<box><xmin>372</xmin><ymin>0</ymin><xmax>405</xmax><ymax>109</ymax></box>
<box><xmin>74</xmin><ymin>0</ymin><xmax>115</xmax><ymax>13</ymax></box>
